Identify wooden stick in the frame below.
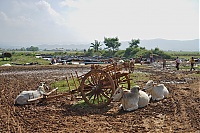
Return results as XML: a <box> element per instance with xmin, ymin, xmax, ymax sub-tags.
<box><xmin>75</xmin><ymin>71</ymin><xmax>81</xmax><ymax>85</ymax></box>
<box><xmin>66</xmin><ymin>76</ymin><xmax>71</xmax><ymax>92</ymax></box>
<box><xmin>71</xmin><ymin>73</ymin><xmax>77</xmax><ymax>90</ymax></box>
<box><xmin>42</xmin><ymin>92</ymin><xmax>70</xmax><ymax>101</ymax></box>
<box><xmin>44</xmin><ymin>87</ymin><xmax>58</xmax><ymax>96</ymax></box>
<box><xmin>28</xmin><ymin>95</ymin><xmax>44</xmax><ymax>102</ymax></box>
<box><xmin>28</xmin><ymin>91</ymin><xmax>71</xmax><ymax>102</ymax></box>
<box><xmin>66</xmin><ymin>76</ymin><xmax>74</xmax><ymax>100</ymax></box>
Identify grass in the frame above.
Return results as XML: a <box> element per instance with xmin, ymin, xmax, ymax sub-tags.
<box><xmin>131</xmin><ymin>72</ymin><xmax>150</xmax><ymax>83</ymax></box>
<box><xmin>51</xmin><ymin>80</ymin><xmax>68</xmax><ymax>92</ymax></box>
<box><xmin>51</xmin><ymin>76</ymin><xmax>80</xmax><ymax>93</ymax></box>
<box><xmin>0</xmin><ymin>54</ymin><xmax>50</xmax><ymax>66</ymax></box>
<box><xmin>172</xmin><ymin>56</ymin><xmax>199</xmax><ymax>60</ymax></box>
<box><xmin>0</xmin><ymin>50</ymin><xmax>84</xmax><ymax>66</ymax></box>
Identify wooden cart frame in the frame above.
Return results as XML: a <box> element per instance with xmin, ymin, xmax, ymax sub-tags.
<box><xmin>66</xmin><ymin>62</ymin><xmax>132</xmax><ymax>108</ymax></box>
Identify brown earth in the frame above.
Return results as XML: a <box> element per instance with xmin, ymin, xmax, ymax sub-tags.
<box><xmin>0</xmin><ymin>65</ymin><xmax>199</xmax><ymax>133</ymax></box>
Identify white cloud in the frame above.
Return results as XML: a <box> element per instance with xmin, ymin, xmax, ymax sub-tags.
<box><xmin>59</xmin><ymin>0</ymin><xmax>78</xmax><ymax>8</ymax></box>
<box><xmin>0</xmin><ymin>10</ymin><xmax>33</xmax><ymax>27</ymax></box>
<box><xmin>0</xmin><ymin>0</ymin><xmax>198</xmax><ymax>43</ymax></box>
<box><xmin>0</xmin><ymin>0</ymin><xmax>67</xmax><ymax>27</ymax></box>
<box><xmin>0</xmin><ymin>11</ymin><xmax>8</xmax><ymax>21</ymax></box>
<box><xmin>36</xmin><ymin>0</ymin><xmax>59</xmax><ymax>17</ymax></box>
<box><xmin>35</xmin><ymin>0</ymin><xmax>67</xmax><ymax>26</ymax></box>
<box><xmin>0</xmin><ymin>0</ymin><xmax>80</xmax><ymax>43</ymax></box>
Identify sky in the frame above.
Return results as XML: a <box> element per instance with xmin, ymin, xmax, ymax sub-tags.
<box><xmin>0</xmin><ymin>0</ymin><xmax>199</xmax><ymax>44</ymax></box>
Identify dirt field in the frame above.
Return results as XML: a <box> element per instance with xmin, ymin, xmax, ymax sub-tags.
<box><xmin>0</xmin><ymin>65</ymin><xmax>199</xmax><ymax>133</ymax></box>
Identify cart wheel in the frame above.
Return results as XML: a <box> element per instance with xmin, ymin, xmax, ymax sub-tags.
<box><xmin>79</xmin><ymin>69</ymin><xmax>115</xmax><ymax>108</ymax></box>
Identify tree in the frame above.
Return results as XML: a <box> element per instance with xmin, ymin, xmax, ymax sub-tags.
<box><xmin>2</xmin><ymin>52</ymin><xmax>12</xmax><ymax>61</ymax></box>
<box><xmin>26</xmin><ymin>46</ymin><xmax>39</xmax><ymax>51</ymax></box>
<box><xmin>129</xmin><ymin>39</ymin><xmax>140</xmax><ymax>48</ymax></box>
<box><xmin>20</xmin><ymin>47</ymin><xmax>26</xmax><ymax>51</ymax></box>
<box><xmin>85</xmin><ymin>48</ymin><xmax>94</xmax><ymax>56</ymax></box>
<box><xmin>104</xmin><ymin>37</ymin><xmax>121</xmax><ymax>54</ymax></box>
<box><xmin>90</xmin><ymin>40</ymin><xmax>102</xmax><ymax>52</ymax></box>
<box><xmin>151</xmin><ymin>47</ymin><xmax>171</xmax><ymax>59</ymax></box>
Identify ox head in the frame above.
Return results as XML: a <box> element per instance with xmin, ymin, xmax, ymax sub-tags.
<box><xmin>130</xmin><ymin>85</ymin><xmax>140</xmax><ymax>93</ymax></box>
<box><xmin>112</xmin><ymin>86</ymin><xmax>124</xmax><ymax>102</ymax></box>
<box><xmin>144</xmin><ymin>80</ymin><xmax>155</xmax><ymax>91</ymax></box>
<box><xmin>37</xmin><ymin>82</ymin><xmax>46</xmax><ymax>93</ymax></box>
<box><xmin>40</xmin><ymin>82</ymin><xmax>45</xmax><ymax>87</ymax></box>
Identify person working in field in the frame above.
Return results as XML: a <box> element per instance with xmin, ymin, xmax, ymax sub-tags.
<box><xmin>129</xmin><ymin>58</ymin><xmax>135</xmax><ymax>72</ymax></box>
<box><xmin>175</xmin><ymin>57</ymin><xmax>181</xmax><ymax>70</ymax></box>
<box><xmin>189</xmin><ymin>57</ymin><xmax>195</xmax><ymax>71</ymax></box>
<box><xmin>162</xmin><ymin>58</ymin><xmax>166</xmax><ymax>69</ymax></box>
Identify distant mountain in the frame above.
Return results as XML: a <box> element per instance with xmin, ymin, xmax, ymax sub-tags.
<box><xmin>120</xmin><ymin>39</ymin><xmax>199</xmax><ymax>51</ymax></box>
<box><xmin>0</xmin><ymin>39</ymin><xmax>199</xmax><ymax>51</ymax></box>
<box><xmin>0</xmin><ymin>42</ymin><xmax>91</xmax><ymax>50</ymax></box>
<box><xmin>141</xmin><ymin>39</ymin><xmax>199</xmax><ymax>51</ymax></box>
<box><xmin>36</xmin><ymin>43</ymin><xmax>90</xmax><ymax>50</ymax></box>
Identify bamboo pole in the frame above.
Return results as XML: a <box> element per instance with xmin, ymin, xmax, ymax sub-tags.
<box><xmin>71</xmin><ymin>73</ymin><xmax>78</xmax><ymax>90</ymax></box>
<box><xmin>66</xmin><ymin>76</ymin><xmax>71</xmax><ymax>92</ymax></box>
<box><xmin>75</xmin><ymin>71</ymin><xmax>81</xmax><ymax>85</ymax></box>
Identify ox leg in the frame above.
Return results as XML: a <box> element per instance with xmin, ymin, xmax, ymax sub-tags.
<box><xmin>151</xmin><ymin>96</ymin><xmax>157</xmax><ymax>101</ymax></box>
<box><xmin>127</xmin><ymin>106</ymin><xmax>138</xmax><ymax>111</ymax></box>
<box><xmin>118</xmin><ymin>104</ymin><xmax>123</xmax><ymax>110</ymax></box>
<box><xmin>148</xmin><ymin>95</ymin><xmax>152</xmax><ymax>100</ymax></box>
<box><xmin>155</xmin><ymin>95</ymin><xmax>164</xmax><ymax>101</ymax></box>
<box><xmin>126</xmin><ymin>105</ymin><xmax>138</xmax><ymax>112</ymax></box>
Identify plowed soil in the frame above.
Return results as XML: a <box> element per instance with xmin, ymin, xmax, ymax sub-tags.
<box><xmin>0</xmin><ymin>65</ymin><xmax>199</xmax><ymax>133</ymax></box>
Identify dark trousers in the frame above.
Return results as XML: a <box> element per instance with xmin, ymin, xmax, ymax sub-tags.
<box><xmin>176</xmin><ymin>63</ymin><xmax>180</xmax><ymax>70</ymax></box>
<box><xmin>190</xmin><ymin>63</ymin><xmax>195</xmax><ymax>71</ymax></box>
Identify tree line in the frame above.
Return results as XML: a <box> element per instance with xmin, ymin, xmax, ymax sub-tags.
<box><xmin>87</xmin><ymin>37</ymin><xmax>171</xmax><ymax>59</ymax></box>
<box><xmin>1</xmin><ymin>37</ymin><xmax>172</xmax><ymax>60</ymax></box>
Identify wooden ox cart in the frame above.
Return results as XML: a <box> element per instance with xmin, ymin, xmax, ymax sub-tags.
<box><xmin>28</xmin><ymin>62</ymin><xmax>132</xmax><ymax>108</ymax></box>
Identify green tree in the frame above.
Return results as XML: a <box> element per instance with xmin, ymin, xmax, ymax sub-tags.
<box><xmin>26</xmin><ymin>46</ymin><xmax>39</xmax><ymax>51</ymax></box>
<box><xmin>114</xmin><ymin>50</ymin><xmax>125</xmax><ymax>57</ymax></box>
<box><xmin>20</xmin><ymin>47</ymin><xmax>26</xmax><ymax>51</ymax></box>
<box><xmin>104</xmin><ymin>37</ymin><xmax>121</xmax><ymax>54</ymax></box>
<box><xmin>90</xmin><ymin>40</ymin><xmax>102</xmax><ymax>52</ymax></box>
<box><xmin>129</xmin><ymin>39</ymin><xmax>140</xmax><ymax>48</ymax></box>
<box><xmin>85</xmin><ymin>48</ymin><xmax>94</xmax><ymax>56</ymax></box>
<box><xmin>151</xmin><ymin>47</ymin><xmax>171</xmax><ymax>59</ymax></box>
<box><xmin>124</xmin><ymin>47</ymin><xmax>133</xmax><ymax>58</ymax></box>
<box><xmin>102</xmin><ymin>49</ymin><xmax>113</xmax><ymax>57</ymax></box>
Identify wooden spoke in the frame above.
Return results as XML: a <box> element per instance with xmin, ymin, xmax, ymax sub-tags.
<box><xmin>83</xmin><ymin>84</ymin><xmax>94</xmax><ymax>90</ymax></box>
<box><xmin>97</xmin><ymin>94</ymin><xmax>100</xmax><ymax>104</ymax></box>
<box><xmin>86</xmin><ymin>77</ymin><xmax>95</xmax><ymax>86</ymax></box>
<box><xmin>101</xmin><ymin>91</ymin><xmax>110</xmax><ymax>99</ymax></box>
<box><xmin>99</xmin><ymin>93</ymin><xmax>104</xmax><ymax>102</ymax></box>
<box><xmin>88</xmin><ymin>92</ymin><xmax>94</xmax><ymax>101</ymax></box>
<box><xmin>92</xmin><ymin>94</ymin><xmax>97</xmax><ymax>104</ymax></box>
<box><xmin>85</xmin><ymin>89</ymin><xmax>94</xmax><ymax>97</ymax></box>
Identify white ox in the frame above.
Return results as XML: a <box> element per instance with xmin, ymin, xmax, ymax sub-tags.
<box><xmin>144</xmin><ymin>80</ymin><xmax>169</xmax><ymax>101</ymax></box>
<box><xmin>14</xmin><ymin>83</ymin><xmax>46</xmax><ymax>105</ymax></box>
<box><xmin>112</xmin><ymin>85</ymin><xmax>150</xmax><ymax>111</ymax></box>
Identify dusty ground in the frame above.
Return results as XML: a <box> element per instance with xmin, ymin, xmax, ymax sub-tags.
<box><xmin>0</xmin><ymin>65</ymin><xmax>199</xmax><ymax>133</ymax></box>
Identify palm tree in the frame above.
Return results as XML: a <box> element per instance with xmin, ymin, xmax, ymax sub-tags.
<box><xmin>90</xmin><ymin>40</ymin><xmax>102</xmax><ymax>52</ymax></box>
